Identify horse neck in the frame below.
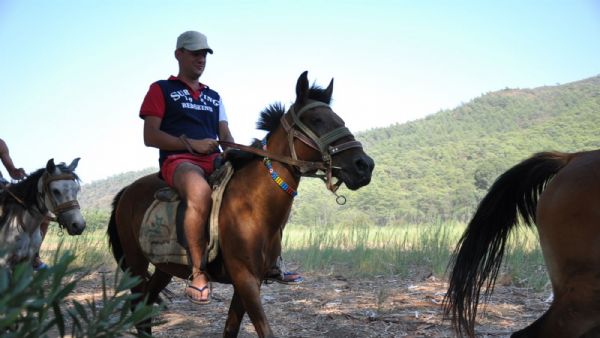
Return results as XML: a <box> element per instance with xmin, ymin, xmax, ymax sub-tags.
<box><xmin>19</xmin><ymin>210</ymin><xmax>46</xmax><ymax>234</ymax></box>
<box><xmin>0</xmin><ymin>204</ymin><xmax>46</xmax><ymax>236</ymax></box>
<box><xmin>264</xmin><ymin>127</ymin><xmax>302</xmax><ymax>187</ymax></box>
<box><xmin>10</xmin><ymin>172</ymin><xmax>45</xmax><ymax>211</ymax></box>
<box><xmin>232</xmin><ymin>127</ymin><xmax>301</xmax><ymax>232</ymax></box>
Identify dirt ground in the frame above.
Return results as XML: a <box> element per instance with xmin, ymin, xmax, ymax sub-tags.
<box><xmin>66</xmin><ymin>267</ymin><xmax>550</xmax><ymax>338</ymax></box>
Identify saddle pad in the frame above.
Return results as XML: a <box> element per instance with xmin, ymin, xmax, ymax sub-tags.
<box><xmin>139</xmin><ymin>199</ymin><xmax>188</xmax><ymax>265</ymax></box>
<box><xmin>139</xmin><ymin>162</ymin><xmax>234</xmax><ymax>266</ymax></box>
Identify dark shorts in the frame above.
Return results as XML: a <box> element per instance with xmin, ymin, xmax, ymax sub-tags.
<box><xmin>160</xmin><ymin>153</ymin><xmax>220</xmax><ymax>187</ymax></box>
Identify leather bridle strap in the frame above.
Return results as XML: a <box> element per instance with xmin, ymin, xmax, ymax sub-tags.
<box><xmin>283</xmin><ymin>101</ymin><xmax>363</xmax><ymax>159</ymax></box>
<box><xmin>219</xmin><ymin>140</ymin><xmax>327</xmax><ymax>173</ymax></box>
<box><xmin>40</xmin><ymin>173</ymin><xmax>81</xmax><ymax>219</ymax></box>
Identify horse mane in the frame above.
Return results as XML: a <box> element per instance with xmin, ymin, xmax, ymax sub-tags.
<box><xmin>256</xmin><ymin>84</ymin><xmax>332</xmax><ymax>133</ymax></box>
<box><xmin>0</xmin><ymin>163</ymin><xmax>80</xmax><ymax>229</ymax></box>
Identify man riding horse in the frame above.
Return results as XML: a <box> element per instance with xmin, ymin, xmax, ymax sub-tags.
<box><xmin>139</xmin><ymin>30</ymin><xmax>301</xmax><ymax>304</ymax></box>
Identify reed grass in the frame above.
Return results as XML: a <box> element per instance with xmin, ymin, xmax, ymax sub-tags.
<box><xmin>39</xmin><ymin>212</ymin><xmax>548</xmax><ymax>290</ymax></box>
<box><xmin>40</xmin><ymin>210</ymin><xmax>114</xmax><ymax>268</ymax></box>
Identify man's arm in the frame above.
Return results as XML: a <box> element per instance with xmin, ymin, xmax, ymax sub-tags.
<box><xmin>218</xmin><ymin>121</ymin><xmax>234</xmax><ymax>149</ymax></box>
<box><xmin>0</xmin><ymin>138</ymin><xmax>26</xmax><ymax>180</ymax></box>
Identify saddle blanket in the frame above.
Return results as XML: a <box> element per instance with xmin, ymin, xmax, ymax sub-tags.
<box><xmin>139</xmin><ymin>162</ymin><xmax>233</xmax><ymax>266</ymax></box>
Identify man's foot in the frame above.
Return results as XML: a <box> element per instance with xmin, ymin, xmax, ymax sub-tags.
<box><xmin>185</xmin><ymin>271</ymin><xmax>211</xmax><ymax>304</ymax></box>
<box><xmin>265</xmin><ymin>270</ymin><xmax>304</xmax><ymax>285</ymax></box>
<box><xmin>32</xmin><ymin>255</ymin><xmax>49</xmax><ymax>271</ymax></box>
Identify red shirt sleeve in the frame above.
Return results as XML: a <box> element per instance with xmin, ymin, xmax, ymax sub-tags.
<box><xmin>140</xmin><ymin>82</ymin><xmax>165</xmax><ymax>119</ymax></box>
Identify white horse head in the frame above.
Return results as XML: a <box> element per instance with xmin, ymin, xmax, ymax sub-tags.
<box><xmin>37</xmin><ymin>158</ymin><xmax>86</xmax><ymax>235</ymax></box>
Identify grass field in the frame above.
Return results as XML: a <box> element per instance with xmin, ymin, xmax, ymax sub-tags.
<box><xmin>40</xmin><ymin>211</ymin><xmax>548</xmax><ymax>290</ymax></box>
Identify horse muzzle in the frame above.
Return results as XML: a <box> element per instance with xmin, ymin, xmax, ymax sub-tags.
<box><xmin>57</xmin><ymin>212</ymin><xmax>86</xmax><ymax>235</ymax></box>
<box><xmin>334</xmin><ymin>153</ymin><xmax>375</xmax><ymax>190</ymax></box>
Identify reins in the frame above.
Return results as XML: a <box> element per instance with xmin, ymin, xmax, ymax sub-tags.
<box><xmin>179</xmin><ymin>136</ymin><xmax>327</xmax><ymax>173</ymax></box>
<box><xmin>0</xmin><ymin>181</ymin><xmax>26</xmax><ymax>205</ymax></box>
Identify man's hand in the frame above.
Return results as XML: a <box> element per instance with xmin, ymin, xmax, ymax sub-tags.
<box><xmin>10</xmin><ymin>168</ymin><xmax>26</xmax><ymax>180</ymax></box>
<box><xmin>190</xmin><ymin>138</ymin><xmax>219</xmax><ymax>154</ymax></box>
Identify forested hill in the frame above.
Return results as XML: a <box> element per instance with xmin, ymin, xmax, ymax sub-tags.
<box><xmin>80</xmin><ymin>75</ymin><xmax>600</xmax><ymax>225</ymax></box>
<box><xmin>79</xmin><ymin>168</ymin><xmax>155</xmax><ymax>211</ymax></box>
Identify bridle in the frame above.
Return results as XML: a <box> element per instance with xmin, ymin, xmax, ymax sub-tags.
<box><xmin>38</xmin><ymin>172</ymin><xmax>81</xmax><ymax>220</ymax></box>
<box><xmin>279</xmin><ymin>100</ymin><xmax>363</xmax><ymax>193</ymax></box>
<box><xmin>180</xmin><ymin>100</ymin><xmax>363</xmax><ymax>204</ymax></box>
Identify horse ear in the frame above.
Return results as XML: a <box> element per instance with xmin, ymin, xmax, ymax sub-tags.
<box><xmin>68</xmin><ymin>157</ymin><xmax>81</xmax><ymax>172</ymax></box>
<box><xmin>46</xmin><ymin>159</ymin><xmax>56</xmax><ymax>173</ymax></box>
<box><xmin>294</xmin><ymin>71</ymin><xmax>309</xmax><ymax>107</ymax></box>
<box><xmin>324</xmin><ymin>78</ymin><xmax>334</xmax><ymax>103</ymax></box>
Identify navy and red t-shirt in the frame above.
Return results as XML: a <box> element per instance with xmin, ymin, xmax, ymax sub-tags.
<box><xmin>140</xmin><ymin>76</ymin><xmax>228</xmax><ymax>166</ymax></box>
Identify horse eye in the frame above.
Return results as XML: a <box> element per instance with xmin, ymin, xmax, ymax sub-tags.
<box><xmin>52</xmin><ymin>189</ymin><xmax>61</xmax><ymax>196</ymax></box>
<box><xmin>311</xmin><ymin>117</ymin><xmax>323</xmax><ymax>124</ymax></box>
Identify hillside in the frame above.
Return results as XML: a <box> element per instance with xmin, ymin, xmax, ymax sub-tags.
<box><xmin>79</xmin><ymin>75</ymin><xmax>600</xmax><ymax>224</ymax></box>
<box><xmin>79</xmin><ymin>168</ymin><xmax>155</xmax><ymax>210</ymax></box>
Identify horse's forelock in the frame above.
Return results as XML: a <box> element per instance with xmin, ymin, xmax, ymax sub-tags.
<box><xmin>54</xmin><ymin>163</ymin><xmax>80</xmax><ymax>182</ymax></box>
<box><xmin>256</xmin><ymin>84</ymin><xmax>332</xmax><ymax>134</ymax></box>
<box><xmin>307</xmin><ymin>84</ymin><xmax>332</xmax><ymax>105</ymax></box>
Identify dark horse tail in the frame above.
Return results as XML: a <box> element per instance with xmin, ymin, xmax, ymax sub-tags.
<box><xmin>443</xmin><ymin>151</ymin><xmax>575</xmax><ymax>337</ymax></box>
<box><xmin>106</xmin><ymin>186</ymin><xmax>174</xmax><ymax>302</ymax></box>
<box><xmin>107</xmin><ymin>187</ymin><xmax>128</xmax><ymax>271</ymax></box>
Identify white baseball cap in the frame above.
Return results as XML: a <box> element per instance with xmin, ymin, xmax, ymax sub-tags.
<box><xmin>176</xmin><ymin>31</ymin><xmax>213</xmax><ymax>54</ymax></box>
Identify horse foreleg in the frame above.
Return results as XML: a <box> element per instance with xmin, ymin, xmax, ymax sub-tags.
<box><xmin>223</xmin><ymin>290</ymin><xmax>246</xmax><ymax>337</ymax></box>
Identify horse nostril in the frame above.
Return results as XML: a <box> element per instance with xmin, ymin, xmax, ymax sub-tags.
<box><xmin>355</xmin><ymin>156</ymin><xmax>374</xmax><ymax>174</ymax></box>
<box><xmin>74</xmin><ymin>222</ymin><xmax>86</xmax><ymax>234</ymax></box>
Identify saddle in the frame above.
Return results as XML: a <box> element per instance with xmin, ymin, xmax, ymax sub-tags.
<box><xmin>138</xmin><ymin>161</ymin><xmax>234</xmax><ymax>266</ymax></box>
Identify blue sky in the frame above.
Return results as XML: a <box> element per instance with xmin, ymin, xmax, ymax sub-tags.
<box><xmin>1</xmin><ymin>1</ymin><xmax>599</xmax><ymax>182</ymax></box>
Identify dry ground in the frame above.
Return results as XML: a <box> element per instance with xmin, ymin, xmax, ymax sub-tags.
<box><xmin>67</xmin><ymin>268</ymin><xmax>549</xmax><ymax>338</ymax></box>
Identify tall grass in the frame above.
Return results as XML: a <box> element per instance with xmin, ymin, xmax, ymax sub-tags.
<box><xmin>282</xmin><ymin>221</ymin><xmax>548</xmax><ymax>290</ymax></box>
<box><xmin>40</xmin><ymin>210</ymin><xmax>114</xmax><ymax>268</ymax></box>
<box><xmin>40</xmin><ymin>211</ymin><xmax>548</xmax><ymax>290</ymax></box>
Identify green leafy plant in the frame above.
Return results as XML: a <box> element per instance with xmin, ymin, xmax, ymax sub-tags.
<box><xmin>0</xmin><ymin>248</ymin><xmax>160</xmax><ymax>337</ymax></box>
<box><xmin>67</xmin><ymin>266</ymin><xmax>161</xmax><ymax>337</ymax></box>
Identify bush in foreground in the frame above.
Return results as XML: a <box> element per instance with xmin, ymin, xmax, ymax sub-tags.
<box><xmin>0</xmin><ymin>250</ymin><xmax>160</xmax><ymax>337</ymax></box>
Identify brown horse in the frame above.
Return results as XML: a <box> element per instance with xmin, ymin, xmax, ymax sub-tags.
<box><xmin>107</xmin><ymin>71</ymin><xmax>374</xmax><ymax>337</ymax></box>
<box><xmin>444</xmin><ymin>150</ymin><xmax>600</xmax><ymax>337</ymax></box>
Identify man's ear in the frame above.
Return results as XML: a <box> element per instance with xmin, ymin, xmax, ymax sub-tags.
<box><xmin>174</xmin><ymin>48</ymin><xmax>183</xmax><ymax>61</ymax></box>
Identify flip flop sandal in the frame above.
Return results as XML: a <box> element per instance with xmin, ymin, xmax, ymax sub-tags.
<box><xmin>185</xmin><ymin>284</ymin><xmax>211</xmax><ymax>305</ymax></box>
<box><xmin>265</xmin><ymin>271</ymin><xmax>304</xmax><ymax>285</ymax></box>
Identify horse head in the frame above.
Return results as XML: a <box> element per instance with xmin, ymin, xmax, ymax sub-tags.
<box><xmin>282</xmin><ymin>71</ymin><xmax>374</xmax><ymax>191</ymax></box>
<box><xmin>39</xmin><ymin>158</ymin><xmax>86</xmax><ymax>235</ymax></box>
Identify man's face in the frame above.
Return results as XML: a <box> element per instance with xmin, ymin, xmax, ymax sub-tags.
<box><xmin>177</xmin><ymin>49</ymin><xmax>208</xmax><ymax>78</ymax></box>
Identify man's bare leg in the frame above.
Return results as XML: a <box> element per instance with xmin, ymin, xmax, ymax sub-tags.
<box><xmin>174</xmin><ymin>163</ymin><xmax>212</xmax><ymax>303</ymax></box>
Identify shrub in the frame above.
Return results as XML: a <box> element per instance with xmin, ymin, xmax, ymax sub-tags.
<box><xmin>0</xmin><ymin>249</ymin><xmax>160</xmax><ymax>337</ymax></box>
